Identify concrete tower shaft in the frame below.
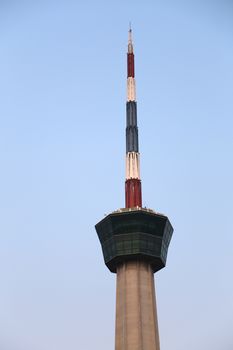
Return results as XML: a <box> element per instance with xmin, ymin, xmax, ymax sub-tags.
<box><xmin>115</xmin><ymin>262</ymin><xmax>160</xmax><ymax>350</ymax></box>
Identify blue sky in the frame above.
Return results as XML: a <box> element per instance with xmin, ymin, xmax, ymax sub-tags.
<box><xmin>0</xmin><ymin>1</ymin><xmax>232</xmax><ymax>349</ymax></box>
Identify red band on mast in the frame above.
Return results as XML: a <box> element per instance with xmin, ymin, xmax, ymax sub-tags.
<box><xmin>125</xmin><ymin>179</ymin><xmax>142</xmax><ymax>208</ymax></box>
<box><xmin>127</xmin><ymin>53</ymin><xmax>135</xmax><ymax>78</ymax></box>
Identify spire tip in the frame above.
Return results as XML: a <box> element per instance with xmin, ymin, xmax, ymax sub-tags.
<box><xmin>128</xmin><ymin>23</ymin><xmax>133</xmax><ymax>53</ymax></box>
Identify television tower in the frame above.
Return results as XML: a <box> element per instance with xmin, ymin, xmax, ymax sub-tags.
<box><xmin>95</xmin><ymin>28</ymin><xmax>173</xmax><ymax>350</ymax></box>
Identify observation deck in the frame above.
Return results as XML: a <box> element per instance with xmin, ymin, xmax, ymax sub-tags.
<box><xmin>95</xmin><ymin>207</ymin><xmax>173</xmax><ymax>273</ymax></box>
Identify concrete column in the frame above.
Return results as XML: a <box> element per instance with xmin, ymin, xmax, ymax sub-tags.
<box><xmin>115</xmin><ymin>261</ymin><xmax>160</xmax><ymax>350</ymax></box>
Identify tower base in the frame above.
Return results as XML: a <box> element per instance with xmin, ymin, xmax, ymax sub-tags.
<box><xmin>115</xmin><ymin>261</ymin><xmax>160</xmax><ymax>350</ymax></box>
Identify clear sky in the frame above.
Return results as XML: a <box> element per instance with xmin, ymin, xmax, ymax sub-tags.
<box><xmin>0</xmin><ymin>1</ymin><xmax>232</xmax><ymax>349</ymax></box>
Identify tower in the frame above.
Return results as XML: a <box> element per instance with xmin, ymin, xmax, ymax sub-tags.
<box><xmin>95</xmin><ymin>28</ymin><xmax>173</xmax><ymax>350</ymax></box>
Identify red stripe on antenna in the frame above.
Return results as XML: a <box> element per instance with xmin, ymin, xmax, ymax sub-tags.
<box><xmin>125</xmin><ymin>178</ymin><xmax>142</xmax><ymax>208</ymax></box>
<box><xmin>127</xmin><ymin>53</ymin><xmax>135</xmax><ymax>78</ymax></box>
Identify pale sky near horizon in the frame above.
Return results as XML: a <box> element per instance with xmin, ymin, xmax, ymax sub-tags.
<box><xmin>0</xmin><ymin>1</ymin><xmax>233</xmax><ymax>349</ymax></box>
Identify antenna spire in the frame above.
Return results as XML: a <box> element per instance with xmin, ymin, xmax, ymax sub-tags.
<box><xmin>125</xmin><ymin>27</ymin><xmax>142</xmax><ymax>208</ymax></box>
<box><xmin>128</xmin><ymin>25</ymin><xmax>133</xmax><ymax>54</ymax></box>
